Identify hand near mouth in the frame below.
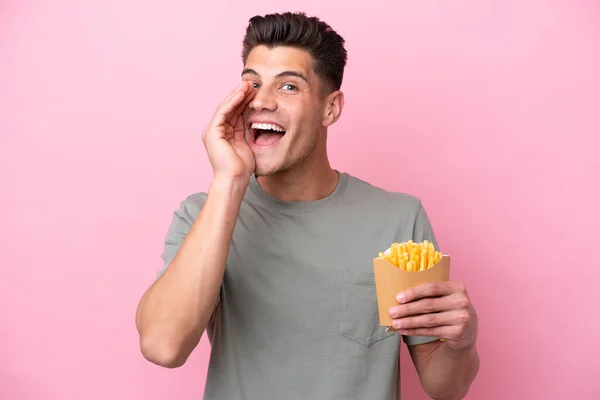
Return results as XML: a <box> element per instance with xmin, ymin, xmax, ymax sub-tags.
<box><xmin>202</xmin><ymin>82</ymin><xmax>256</xmax><ymax>181</ymax></box>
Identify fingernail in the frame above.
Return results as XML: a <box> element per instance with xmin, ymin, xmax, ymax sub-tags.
<box><xmin>396</xmin><ymin>293</ymin><xmax>405</xmax><ymax>303</ymax></box>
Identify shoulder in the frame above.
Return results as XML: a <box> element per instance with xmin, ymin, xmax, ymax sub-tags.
<box><xmin>183</xmin><ymin>192</ymin><xmax>208</xmax><ymax>209</ymax></box>
<box><xmin>172</xmin><ymin>192</ymin><xmax>208</xmax><ymax>221</ymax></box>
<box><xmin>344</xmin><ymin>172</ymin><xmax>424</xmax><ymax>213</ymax></box>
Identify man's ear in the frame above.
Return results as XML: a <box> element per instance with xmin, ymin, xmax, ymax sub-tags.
<box><xmin>321</xmin><ymin>90</ymin><xmax>344</xmax><ymax>127</ymax></box>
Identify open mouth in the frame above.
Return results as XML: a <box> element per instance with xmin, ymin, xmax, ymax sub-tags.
<box><xmin>250</xmin><ymin>122</ymin><xmax>286</xmax><ymax>147</ymax></box>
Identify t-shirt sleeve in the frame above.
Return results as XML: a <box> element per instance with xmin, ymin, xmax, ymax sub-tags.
<box><xmin>156</xmin><ymin>193</ymin><xmax>221</xmax><ymax>307</ymax></box>
<box><xmin>402</xmin><ymin>201</ymin><xmax>443</xmax><ymax>346</ymax></box>
<box><xmin>158</xmin><ymin>196</ymin><xmax>198</xmax><ymax>277</ymax></box>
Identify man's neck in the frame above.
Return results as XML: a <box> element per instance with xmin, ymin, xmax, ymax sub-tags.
<box><xmin>256</xmin><ymin>161</ymin><xmax>339</xmax><ymax>203</ymax></box>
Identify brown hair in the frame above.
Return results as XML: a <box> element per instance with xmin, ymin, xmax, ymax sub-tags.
<box><xmin>241</xmin><ymin>12</ymin><xmax>348</xmax><ymax>92</ymax></box>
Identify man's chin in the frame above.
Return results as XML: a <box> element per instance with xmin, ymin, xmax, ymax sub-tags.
<box><xmin>254</xmin><ymin>161</ymin><xmax>283</xmax><ymax>177</ymax></box>
<box><xmin>253</xmin><ymin>167</ymin><xmax>273</xmax><ymax>177</ymax></box>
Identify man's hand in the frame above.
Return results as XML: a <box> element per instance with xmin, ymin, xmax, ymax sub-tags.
<box><xmin>389</xmin><ymin>281</ymin><xmax>478</xmax><ymax>351</ymax></box>
<box><xmin>203</xmin><ymin>81</ymin><xmax>256</xmax><ymax>180</ymax></box>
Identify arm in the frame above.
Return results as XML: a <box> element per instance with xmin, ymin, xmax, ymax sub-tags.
<box><xmin>135</xmin><ymin>81</ymin><xmax>256</xmax><ymax>368</ymax></box>
<box><xmin>135</xmin><ymin>177</ymin><xmax>247</xmax><ymax>368</ymax></box>
<box><xmin>396</xmin><ymin>201</ymin><xmax>479</xmax><ymax>398</ymax></box>
<box><xmin>408</xmin><ymin>336</ymin><xmax>479</xmax><ymax>399</ymax></box>
<box><xmin>391</xmin><ymin>282</ymin><xmax>479</xmax><ymax>399</ymax></box>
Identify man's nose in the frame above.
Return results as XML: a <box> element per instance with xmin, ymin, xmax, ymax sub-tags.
<box><xmin>249</xmin><ymin>87</ymin><xmax>277</xmax><ymax>111</ymax></box>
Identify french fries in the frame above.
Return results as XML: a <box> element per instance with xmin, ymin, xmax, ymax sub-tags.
<box><xmin>378</xmin><ymin>240</ymin><xmax>442</xmax><ymax>272</ymax></box>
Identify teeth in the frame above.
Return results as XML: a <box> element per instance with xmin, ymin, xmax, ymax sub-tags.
<box><xmin>251</xmin><ymin>122</ymin><xmax>285</xmax><ymax>132</ymax></box>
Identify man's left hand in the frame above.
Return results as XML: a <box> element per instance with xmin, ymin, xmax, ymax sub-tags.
<box><xmin>389</xmin><ymin>281</ymin><xmax>478</xmax><ymax>351</ymax></box>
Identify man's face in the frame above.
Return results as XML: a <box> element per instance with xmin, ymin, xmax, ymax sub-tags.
<box><xmin>242</xmin><ymin>45</ymin><xmax>330</xmax><ymax>176</ymax></box>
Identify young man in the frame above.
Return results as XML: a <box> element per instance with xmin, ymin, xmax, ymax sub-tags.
<box><xmin>136</xmin><ymin>12</ymin><xmax>479</xmax><ymax>400</ymax></box>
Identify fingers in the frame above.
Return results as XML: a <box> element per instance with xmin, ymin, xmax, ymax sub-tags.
<box><xmin>396</xmin><ymin>281</ymin><xmax>464</xmax><ymax>304</ymax></box>
<box><xmin>390</xmin><ymin>287</ymin><xmax>470</xmax><ymax>320</ymax></box>
<box><xmin>211</xmin><ymin>82</ymin><xmax>252</xmax><ymax>128</ymax></box>
<box><xmin>233</xmin><ymin>118</ymin><xmax>247</xmax><ymax>143</ymax></box>
<box><xmin>391</xmin><ymin>309</ymin><xmax>469</xmax><ymax>331</ymax></box>
<box><xmin>389</xmin><ymin>295</ymin><xmax>453</xmax><ymax>319</ymax></box>
<box><xmin>228</xmin><ymin>85</ymin><xmax>256</xmax><ymax>127</ymax></box>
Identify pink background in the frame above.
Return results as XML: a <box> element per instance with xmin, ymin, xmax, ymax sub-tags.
<box><xmin>2</xmin><ymin>1</ymin><xmax>599</xmax><ymax>399</ymax></box>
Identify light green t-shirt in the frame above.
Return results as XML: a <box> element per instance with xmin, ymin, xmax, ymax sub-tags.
<box><xmin>159</xmin><ymin>171</ymin><xmax>440</xmax><ymax>399</ymax></box>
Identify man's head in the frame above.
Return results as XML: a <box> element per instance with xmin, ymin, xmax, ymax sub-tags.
<box><xmin>240</xmin><ymin>12</ymin><xmax>347</xmax><ymax>176</ymax></box>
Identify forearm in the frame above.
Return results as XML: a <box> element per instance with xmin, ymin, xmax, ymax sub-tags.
<box><xmin>136</xmin><ymin>176</ymin><xmax>248</xmax><ymax>367</ymax></box>
<box><xmin>419</xmin><ymin>342</ymin><xmax>480</xmax><ymax>400</ymax></box>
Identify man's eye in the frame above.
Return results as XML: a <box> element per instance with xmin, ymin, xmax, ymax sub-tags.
<box><xmin>252</xmin><ymin>82</ymin><xmax>260</xmax><ymax>89</ymax></box>
<box><xmin>282</xmin><ymin>84</ymin><xmax>297</xmax><ymax>91</ymax></box>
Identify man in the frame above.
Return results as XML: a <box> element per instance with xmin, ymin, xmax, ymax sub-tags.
<box><xmin>136</xmin><ymin>12</ymin><xmax>479</xmax><ymax>400</ymax></box>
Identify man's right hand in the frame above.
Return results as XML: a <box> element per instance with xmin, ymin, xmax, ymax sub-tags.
<box><xmin>202</xmin><ymin>81</ymin><xmax>256</xmax><ymax>181</ymax></box>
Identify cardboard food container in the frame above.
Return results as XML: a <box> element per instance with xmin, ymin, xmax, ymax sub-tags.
<box><xmin>373</xmin><ymin>248</ymin><xmax>451</xmax><ymax>331</ymax></box>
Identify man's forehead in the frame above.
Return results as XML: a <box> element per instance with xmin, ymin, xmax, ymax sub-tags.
<box><xmin>244</xmin><ymin>45</ymin><xmax>314</xmax><ymax>78</ymax></box>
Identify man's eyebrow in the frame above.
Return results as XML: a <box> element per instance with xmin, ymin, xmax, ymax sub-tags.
<box><xmin>241</xmin><ymin>68</ymin><xmax>309</xmax><ymax>83</ymax></box>
<box><xmin>241</xmin><ymin>68</ymin><xmax>259</xmax><ymax>77</ymax></box>
<box><xmin>275</xmin><ymin>70</ymin><xmax>309</xmax><ymax>83</ymax></box>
